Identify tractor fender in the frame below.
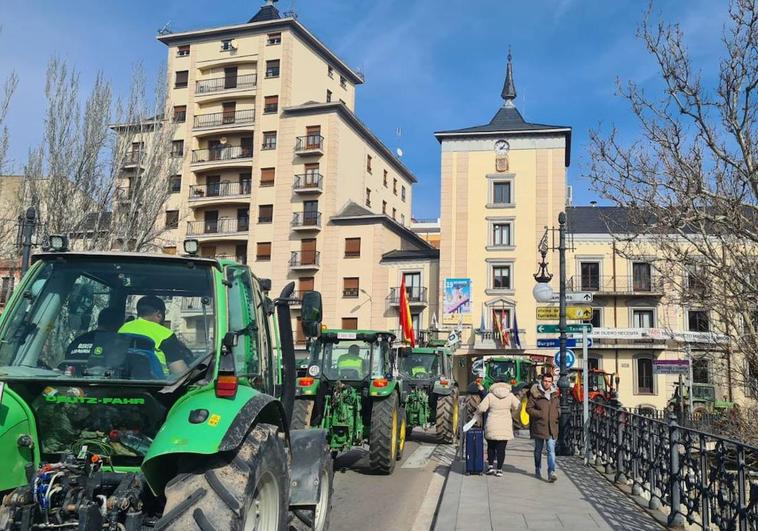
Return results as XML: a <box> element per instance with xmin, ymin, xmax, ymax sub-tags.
<box><xmin>289</xmin><ymin>428</ymin><xmax>331</xmax><ymax>507</ymax></box>
<box><xmin>432</xmin><ymin>381</ymin><xmax>455</xmax><ymax>396</ymax></box>
<box><xmin>0</xmin><ymin>384</ymin><xmax>40</xmax><ymax>492</ymax></box>
<box><xmin>142</xmin><ymin>385</ymin><xmax>287</xmax><ymax>494</ymax></box>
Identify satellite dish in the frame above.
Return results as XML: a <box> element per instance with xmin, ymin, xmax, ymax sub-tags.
<box><xmin>396</xmin><ymin>148</ymin><xmax>403</xmax><ymax>158</ymax></box>
<box><xmin>219</xmin><ymin>137</ymin><xmax>228</xmax><ymax>145</ymax></box>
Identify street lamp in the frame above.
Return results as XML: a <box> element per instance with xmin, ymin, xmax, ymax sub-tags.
<box><xmin>533</xmin><ymin>229</ymin><xmax>554</xmax><ymax>302</ymax></box>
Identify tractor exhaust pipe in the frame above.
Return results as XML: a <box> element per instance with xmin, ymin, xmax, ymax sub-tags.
<box><xmin>275</xmin><ymin>282</ymin><xmax>297</xmax><ymax>425</ymax></box>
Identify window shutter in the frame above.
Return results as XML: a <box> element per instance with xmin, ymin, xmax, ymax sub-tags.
<box><xmin>261</xmin><ymin>167</ymin><xmax>275</xmax><ymax>185</ymax></box>
<box><xmin>256</xmin><ymin>242</ymin><xmax>271</xmax><ymax>260</ymax></box>
<box><xmin>345</xmin><ymin>238</ymin><xmax>361</xmax><ymax>257</ymax></box>
<box><xmin>344</xmin><ymin>277</ymin><xmax>359</xmax><ymax>290</ymax></box>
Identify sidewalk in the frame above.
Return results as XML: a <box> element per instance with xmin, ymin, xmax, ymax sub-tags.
<box><xmin>433</xmin><ymin>435</ymin><xmax>663</xmax><ymax>530</ymax></box>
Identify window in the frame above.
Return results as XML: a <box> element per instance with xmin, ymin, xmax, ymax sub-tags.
<box><xmin>328</xmin><ymin>65</ymin><xmax>334</xmax><ymax>78</ymax></box>
<box><xmin>393</xmin><ymin>178</ymin><xmax>398</xmax><ymax>195</ymax></box>
<box><xmin>492</xmin><ymin>223</ymin><xmax>512</xmax><ymax>247</ymax></box>
<box><xmin>403</xmin><ymin>273</ymin><xmax>422</xmax><ymax>301</ymax></box>
<box><xmin>237</xmin><ymin>208</ymin><xmax>250</xmax><ymax>231</ymax></box>
<box><xmin>262</xmin><ymin>131</ymin><xmax>277</xmax><ymax>150</ymax></box>
<box><xmin>343</xmin><ymin>277</ymin><xmax>359</xmax><ymax>298</ymax></box>
<box><xmin>636</xmin><ymin>357</ymin><xmax>654</xmax><ymax>394</ymax></box>
<box><xmin>492</xmin><ymin>265</ymin><xmax>512</xmax><ymax>290</ymax></box>
<box><xmin>341</xmin><ymin>317</ymin><xmax>358</xmax><ymax>330</ymax></box>
<box><xmin>345</xmin><ymin>238</ymin><xmax>361</xmax><ymax>258</ymax></box>
<box><xmin>687</xmin><ymin>265</ymin><xmax>708</xmax><ymax>297</ymax></box>
<box><xmin>265</xmin><ymin>60</ymin><xmax>280</xmax><ymax>78</ymax></box>
<box><xmin>264</xmin><ymin>95</ymin><xmax>279</xmax><ymax>113</ymax></box>
<box><xmin>365</xmin><ymin>188</ymin><xmax>371</xmax><ymax>207</ymax></box>
<box><xmin>165</xmin><ymin>210</ymin><xmax>179</xmax><ymax>229</ymax></box>
<box><xmin>168</xmin><ymin>175</ymin><xmax>181</xmax><ymax>193</ymax></box>
<box><xmin>174</xmin><ymin>70</ymin><xmax>188</xmax><ymax>88</ymax></box>
<box><xmin>366</xmin><ymin>154</ymin><xmax>372</xmax><ymax>173</ymax></box>
<box><xmin>382</xmin><ymin>200</ymin><xmax>387</xmax><ymax>214</ymax></box>
<box><xmin>221</xmin><ymin>39</ymin><xmax>236</xmax><ymax>51</ymax></box>
<box><xmin>632</xmin><ymin>309</ymin><xmax>655</xmax><ymax>328</ymax></box>
<box><xmin>239</xmin><ymin>172</ymin><xmax>252</xmax><ymax>194</ymax></box>
<box><xmin>171</xmin><ymin>140</ymin><xmax>184</xmax><ymax>157</ymax></box>
<box><xmin>493</xmin><ymin>181</ymin><xmax>512</xmax><ymax>204</ymax></box>
<box><xmin>401</xmin><ymin>186</ymin><xmax>406</xmax><ymax>202</ymax></box>
<box><xmin>260</xmin><ymin>167</ymin><xmax>275</xmax><ymax>186</ymax></box>
<box><xmin>688</xmin><ymin>310</ymin><xmax>710</xmax><ymax>332</ymax></box>
<box><xmin>267</xmin><ymin>32</ymin><xmax>281</xmax><ymax>45</ymax></box>
<box><xmin>693</xmin><ymin>358</ymin><xmax>710</xmax><ymax>384</ymax></box>
<box><xmin>632</xmin><ymin>262</ymin><xmax>653</xmax><ymax>291</ymax></box>
<box><xmin>256</xmin><ymin>242</ymin><xmax>271</xmax><ymax>261</ymax></box>
<box><xmin>340</xmin><ymin>75</ymin><xmax>347</xmax><ymax>88</ymax></box>
<box><xmin>177</xmin><ymin>45</ymin><xmax>190</xmax><ymax>57</ymax></box>
<box><xmin>173</xmin><ymin>105</ymin><xmax>186</xmax><ymax>123</ymax></box>
<box><xmin>258</xmin><ymin>204</ymin><xmax>273</xmax><ymax>223</ymax></box>
<box><xmin>588</xmin><ymin>308</ymin><xmax>602</xmax><ymax>328</ymax></box>
<box><xmin>383</xmin><ymin>170</ymin><xmax>388</xmax><ymax>187</ymax></box>
<box><xmin>299</xmin><ymin>277</ymin><xmax>314</xmax><ymax>297</ymax></box>
<box><xmin>392</xmin><ymin>208</ymin><xmax>396</xmax><ymax>220</ymax></box>
<box><xmin>580</xmin><ymin>262</ymin><xmax>600</xmax><ymax>291</ymax></box>
<box><xmin>326</xmin><ymin>89</ymin><xmax>332</xmax><ymax>102</ymax></box>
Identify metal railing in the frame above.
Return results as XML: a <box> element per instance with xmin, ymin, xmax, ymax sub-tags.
<box><xmin>570</xmin><ymin>400</ymin><xmax>758</xmax><ymax>529</ymax></box>
<box><xmin>293</xmin><ymin>173</ymin><xmax>323</xmax><ymax>191</ymax></box>
<box><xmin>186</xmin><ymin>218</ymin><xmax>249</xmax><ymax>236</ymax></box>
<box><xmin>290</xmin><ymin>251</ymin><xmax>320</xmax><ymax>267</ymax></box>
<box><xmin>191</xmin><ymin>145</ymin><xmax>253</xmax><ymax>163</ymax></box>
<box><xmin>193</xmin><ymin>108</ymin><xmax>255</xmax><ymax>129</ymax></box>
<box><xmin>567</xmin><ymin>274</ymin><xmax>664</xmax><ymax>294</ymax></box>
<box><xmin>343</xmin><ymin>287</ymin><xmax>359</xmax><ymax>298</ymax></box>
<box><xmin>292</xmin><ymin>212</ymin><xmax>321</xmax><ymax>228</ymax></box>
<box><xmin>195</xmin><ymin>74</ymin><xmax>257</xmax><ymax>95</ymax></box>
<box><xmin>180</xmin><ymin>296</ymin><xmax>212</xmax><ymax>313</ymax></box>
<box><xmin>189</xmin><ymin>180</ymin><xmax>251</xmax><ymax>199</ymax></box>
<box><xmin>213</xmin><ymin>254</ymin><xmax>247</xmax><ymax>264</ymax></box>
<box><xmin>122</xmin><ymin>150</ymin><xmax>144</xmax><ymax>165</ymax></box>
<box><xmin>295</xmin><ymin>135</ymin><xmax>324</xmax><ymax>152</ymax></box>
<box><xmin>388</xmin><ymin>286</ymin><xmax>428</xmax><ymax>304</ymax></box>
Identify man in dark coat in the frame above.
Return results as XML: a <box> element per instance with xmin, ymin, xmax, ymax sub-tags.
<box><xmin>526</xmin><ymin>372</ymin><xmax>560</xmax><ymax>482</ymax></box>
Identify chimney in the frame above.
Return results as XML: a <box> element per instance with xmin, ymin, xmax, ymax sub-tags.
<box><xmin>589</xmin><ymin>200</ymin><xmax>598</xmax><ymax>208</ymax></box>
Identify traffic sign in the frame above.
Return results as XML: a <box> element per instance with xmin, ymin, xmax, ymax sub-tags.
<box><xmin>536</xmin><ymin>305</ymin><xmax>593</xmax><ymax>320</ymax></box>
<box><xmin>554</xmin><ymin>350</ymin><xmax>576</xmax><ymax>368</ymax></box>
<box><xmin>536</xmin><ymin>338</ymin><xmax>593</xmax><ymax>349</ymax></box>
<box><xmin>536</xmin><ymin>324</ymin><xmax>593</xmax><ymax>334</ymax></box>
<box><xmin>652</xmin><ymin>360</ymin><xmax>689</xmax><ymax>375</ymax></box>
<box><xmin>549</xmin><ymin>292</ymin><xmax>594</xmax><ymax>303</ymax></box>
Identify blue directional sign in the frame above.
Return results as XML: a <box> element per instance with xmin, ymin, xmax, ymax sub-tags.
<box><xmin>536</xmin><ymin>338</ymin><xmax>593</xmax><ymax>349</ymax></box>
<box><xmin>554</xmin><ymin>350</ymin><xmax>576</xmax><ymax>369</ymax></box>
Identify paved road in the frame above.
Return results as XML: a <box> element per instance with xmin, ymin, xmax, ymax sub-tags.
<box><xmin>329</xmin><ymin>429</ymin><xmax>454</xmax><ymax>531</ymax></box>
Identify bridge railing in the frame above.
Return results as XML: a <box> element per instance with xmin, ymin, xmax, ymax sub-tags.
<box><xmin>570</xmin><ymin>400</ymin><xmax>758</xmax><ymax>530</ymax></box>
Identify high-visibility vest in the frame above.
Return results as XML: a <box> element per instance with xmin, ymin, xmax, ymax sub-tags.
<box><xmin>337</xmin><ymin>354</ymin><xmax>363</xmax><ymax>373</ymax></box>
<box><xmin>118</xmin><ymin>318</ymin><xmax>172</xmax><ymax>373</ymax></box>
<box><xmin>411</xmin><ymin>366</ymin><xmax>427</xmax><ymax>377</ymax></box>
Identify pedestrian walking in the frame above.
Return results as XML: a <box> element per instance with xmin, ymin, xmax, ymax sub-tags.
<box><xmin>526</xmin><ymin>372</ymin><xmax>560</xmax><ymax>482</ymax></box>
<box><xmin>476</xmin><ymin>379</ymin><xmax>521</xmax><ymax>477</ymax></box>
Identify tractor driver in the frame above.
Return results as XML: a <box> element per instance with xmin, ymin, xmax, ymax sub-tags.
<box><xmin>118</xmin><ymin>296</ymin><xmax>191</xmax><ymax>376</ymax></box>
<box><xmin>408</xmin><ymin>355</ymin><xmax>431</xmax><ymax>378</ymax></box>
<box><xmin>65</xmin><ymin>307</ymin><xmax>123</xmax><ymax>360</ymax></box>
<box><xmin>336</xmin><ymin>344</ymin><xmax>367</xmax><ymax>378</ymax></box>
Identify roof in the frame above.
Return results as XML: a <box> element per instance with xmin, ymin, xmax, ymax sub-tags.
<box><xmin>283</xmin><ymin>101</ymin><xmax>417</xmax><ymax>183</ymax></box>
<box><xmin>381</xmin><ymin>248</ymin><xmax>440</xmax><ymax>261</ymax></box>
<box><xmin>248</xmin><ymin>3</ymin><xmax>280</xmax><ymax>23</ymax></box>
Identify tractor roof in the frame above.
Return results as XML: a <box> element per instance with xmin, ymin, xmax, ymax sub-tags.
<box><xmin>32</xmin><ymin>251</ymin><xmax>223</xmax><ymax>269</ymax></box>
<box><xmin>409</xmin><ymin>347</ymin><xmax>439</xmax><ymax>354</ymax></box>
<box><xmin>321</xmin><ymin>329</ymin><xmax>396</xmax><ymax>342</ymax></box>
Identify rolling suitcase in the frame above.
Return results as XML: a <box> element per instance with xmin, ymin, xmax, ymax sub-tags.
<box><xmin>465</xmin><ymin>427</ymin><xmax>485</xmax><ymax>475</ymax></box>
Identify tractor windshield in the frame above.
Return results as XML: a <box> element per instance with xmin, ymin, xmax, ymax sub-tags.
<box><xmin>317</xmin><ymin>340</ymin><xmax>382</xmax><ymax>381</ymax></box>
<box><xmin>0</xmin><ymin>257</ymin><xmax>216</xmax><ymax>383</ymax></box>
<box><xmin>488</xmin><ymin>360</ymin><xmax>516</xmax><ymax>382</ymax></box>
<box><xmin>400</xmin><ymin>352</ymin><xmax>439</xmax><ymax>379</ymax></box>
<box><xmin>589</xmin><ymin>372</ymin><xmax>608</xmax><ymax>392</ymax></box>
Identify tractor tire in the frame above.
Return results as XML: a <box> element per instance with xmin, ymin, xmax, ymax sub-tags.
<box><xmin>292</xmin><ymin>398</ymin><xmax>315</xmax><ymax>429</ymax></box>
<box><xmin>156</xmin><ymin>423</ymin><xmax>288</xmax><ymax>531</ymax></box>
<box><xmin>465</xmin><ymin>394</ymin><xmax>482</xmax><ymax>427</ymax></box>
<box><xmin>436</xmin><ymin>391</ymin><xmax>460</xmax><ymax>444</ymax></box>
<box><xmin>289</xmin><ymin>458</ymin><xmax>333</xmax><ymax>531</ymax></box>
<box><xmin>369</xmin><ymin>393</ymin><xmax>400</xmax><ymax>474</ymax></box>
<box><xmin>397</xmin><ymin>409</ymin><xmax>407</xmax><ymax>461</ymax></box>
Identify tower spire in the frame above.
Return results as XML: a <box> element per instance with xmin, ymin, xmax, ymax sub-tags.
<box><xmin>501</xmin><ymin>47</ymin><xmax>517</xmax><ymax>107</ymax></box>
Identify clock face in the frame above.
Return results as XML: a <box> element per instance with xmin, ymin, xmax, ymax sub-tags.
<box><xmin>494</xmin><ymin>139</ymin><xmax>509</xmax><ymax>155</ymax></box>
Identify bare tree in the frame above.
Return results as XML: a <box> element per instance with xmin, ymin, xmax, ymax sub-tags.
<box><xmin>0</xmin><ymin>71</ymin><xmax>18</xmax><ymax>173</ymax></box>
<box><xmin>0</xmin><ymin>70</ymin><xmax>20</xmax><ymax>258</ymax></box>
<box><xmin>588</xmin><ymin>0</ymin><xmax>758</xmax><ymax>426</ymax></box>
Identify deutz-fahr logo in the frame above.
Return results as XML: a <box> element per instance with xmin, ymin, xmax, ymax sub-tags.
<box><xmin>44</xmin><ymin>396</ymin><xmax>145</xmax><ymax>405</ymax></box>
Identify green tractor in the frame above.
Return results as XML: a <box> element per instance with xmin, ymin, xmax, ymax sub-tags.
<box><xmin>667</xmin><ymin>382</ymin><xmax>736</xmax><ymax>419</ymax></box>
<box><xmin>396</xmin><ymin>346</ymin><xmax>459</xmax><ymax>443</ymax></box>
<box><xmin>465</xmin><ymin>356</ymin><xmax>543</xmax><ymax>429</ymax></box>
<box><xmin>291</xmin><ymin>329</ymin><xmax>406</xmax><ymax>474</ymax></box>
<box><xmin>0</xmin><ymin>246</ymin><xmax>333</xmax><ymax>530</ymax></box>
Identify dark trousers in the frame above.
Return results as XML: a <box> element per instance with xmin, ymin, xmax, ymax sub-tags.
<box><xmin>486</xmin><ymin>439</ymin><xmax>508</xmax><ymax>469</ymax></box>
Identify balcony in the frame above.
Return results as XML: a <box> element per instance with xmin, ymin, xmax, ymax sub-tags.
<box><xmin>213</xmin><ymin>254</ymin><xmax>248</xmax><ymax>265</ymax></box>
<box><xmin>187</xmin><ymin>218</ymin><xmax>249</xmax><ymax>238</ymax></box>
<box><xmin>122</xmin><ymin>150</ymin><xmax>144</xmax><ymax>168</ymax></box>
<box><xmin>291</xmin><ymin>212</ymin><xmax>322</xmax><ymax>231</ymax></box>
<box><xmin>294</xmin><ymin>135</ymin><xmax>324</xmax><ymax>156</ymax></box>
<box><xmin>343</xmin><ymin>287</ymin><xmax>359</xmax><ymax>298</ymax></box>
<box><xmin>193</xmin><ymin>109</ymin><xmax>255</xmax><ymax>130</ymax></box>
<box><xmin>288</xmin><ymin>290</ymin><xmax>309</xmax><ymax>307</ymax></box>
<box><xmin>388</xmin><ymin>287</ymin><xmax>428</xmax><ymax>306</ymax></box>
<box><xmin>195</xmin><ymin>74</ymin><xmax>257</xmax><ymax>96</ymax></box>
<box><xmin>191</xmin><ymin>146</ymin><xmax>253</xmax><ymax>165</ymax></box>
<box><xmin>188</xmin><ymin>180</ymin><xmax>251</xmax><ymax>205</ymax></box>
<box><xmin>293</xmin><ymin>173</ymin><xmax>323</xmax><ymax>194</ymax></box>
<box><xmin>290</xmin><ymin>251</ymin><xmax>320</xmax><ymax>270</ymax></box>
<box><xmin>180</xmin><ymin>296</ymin><xmax>212</xmax><ymax>315</ymax></box>
<box><xmin>567</xmin><ymin>275</ymin><xmax>664</xmax><ymax>296</ymax></box>
<box><xmin>116</xmin><ymin>187</ymin><xmax>132</xmax><ymax>203</ymax></box>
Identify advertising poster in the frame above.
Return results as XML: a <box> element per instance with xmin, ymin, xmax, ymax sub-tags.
<box><xmin>443</xmin><ymin>278</ymin><xmax>472</xmax><ymax>324</ymax></box>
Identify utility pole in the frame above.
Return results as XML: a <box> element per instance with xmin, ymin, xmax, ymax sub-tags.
<box><xmin>20</xmin><ymin>207</ymin><xmax>37</xmax><ymax>274</ymax></box>
<box><xmin>556</xmin><ymin>211</ymin><xmax>571</xmax><ymax>456</ymax></box>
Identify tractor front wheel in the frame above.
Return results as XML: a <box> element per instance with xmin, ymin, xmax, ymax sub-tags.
<box><xmin>436</xmin><ymin>391</ymin><xmax>460</xmax><ymax>443</ymax></box>
<box><xmin>156</xmin><ymin>423</ymin><xmax>288</xmax><ymax>531</ymax></box>
<box><xmin>465</xmin><ymin>394</ymin><xmax>482</xmax><ymax>427</ymax></box>
<box><xmin>369</xmin><ymin>393</ymin><xmax>400</xmax><ymax>474</ymax></box>
<box><xmin>292</xmin><ymin>398</ymin><xmax>315</xmax><ymax>429</ymax></box>
<box><xmin>397</xmin><ymin>409</ymin><xmax>407</xmax><ymax>461</ymax></box>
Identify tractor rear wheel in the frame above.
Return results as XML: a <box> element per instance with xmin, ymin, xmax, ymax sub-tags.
<box><xmin>436</xmin><ymin>391</ymin><xmax>460</xmax><ymax>443</ymax></box>
<box><xmin>465</xmin><ymin>394</ymin><xmax>482</xmax><ymax>427</ymax></box>
<box><xmin>369</xmin><ymin>393</ymin><xmax>399</xmax><ymax>474</ymax></box>
<box><xmin>397</xmin><ymin>409</ymin><xmax>407</xmax><ymax>461</ymax></box>
<box><xmin>156</xmin><ymin>423</ymin><xmax>288</xmax><ymax>531</ymax></box>
<box><xmin>292</xmin><ymin>398</ymin><xmax>315</xmax><ymax>429</ymax></box>
<box><xmin>289</xmin><ymin>458</ymin><xmax>333</xmax><ymax>531</ymax></box>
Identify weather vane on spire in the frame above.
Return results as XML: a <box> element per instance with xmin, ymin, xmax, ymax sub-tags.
<box><xmin>501</xmin><ymin>46</ymin><xmax>517</xmax><ymax>107</ymax></box>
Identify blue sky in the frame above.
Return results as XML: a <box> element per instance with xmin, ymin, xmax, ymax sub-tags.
<box><xmin>0</xmin><ymin>0</ymin><xmax>728</xmax><ymax>218</ymax></box>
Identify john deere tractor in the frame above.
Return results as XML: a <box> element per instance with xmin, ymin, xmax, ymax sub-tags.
<box><xmin>291</xmin><ymin>329</ymin><xmax>406</xmax><ymax>474</ymax></box>
<box><xmin>396</xmin><ymin>346</ymin><xmax>459</xmax><ymax>443</ymax></box>
<box><xmin>465</xmin><ymin>356</ymin><xmax>542</xmax><ymax>429</ymax></box>
<box><xmin>0</xmin><ymin>244</ymin><xmax>333</xmax><ymax>530</ymax></box>
<box><xmin>668</xmin><ymin>382</ymin><xmax>735</xmax><ymax>419</ymax></box>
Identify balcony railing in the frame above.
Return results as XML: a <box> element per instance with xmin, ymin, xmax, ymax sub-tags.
<box><xmin>180</xmin><ymin>297</ymin><xmax>212</xmax><ymax>313</ymax></box>
<box><xmin>388</xmin><ymin>286</ymin><xmax>428</xmax><ymax>305</ymax></box>
<box><xmin>567</xmin><ymin>275</ymin><xmax>664</xmax><ymax>295</ymax></box>
<box><xmin>193</xmin><ymin>109</ymin><xmax>255</xmax><ymax>129</ymax></box>
<box><xmin>294</xmin><ymin>135</ymin><xmax>324</xmax><ymax>153</ymax></box>
<box><xmin>187</xmin><ymin>217</ymin><xmax>250</xmax><ymax>236</ymax></box>
<box><xmin>293</xmin><ymin>173</ymin><xmax>323</xmax><ymax>192</ymax></box>
<box><xmin>189</xmin><ymin>180</ymin><xmax>251</xmax><ymax>199</ymax></box>
<box><xmin>214</xmin><ymin>254</ymin><xmax>248</xmax><ymax>265</ymax></box>
<box><xmin>195</xmin><ymin>74</ymin><xmax>257</xmax><ymax>95</ymax></box>
<box><xmin>122</xmin><ymin>150</ymin><xmax>144</xmax><ymax>166</ymax></box>
<box><xmin>343</xmin><ymin>287</ymin><xmax>359</xmax><ymax>298</ymax></box>
<box><xmin>290</xmin><ymin>251</ymin><xmax>320</xmax><ymax>268</ymax></box>
<box><xmin>288</xmin><ymin>290</ymin><xmax>310</xmax><ymax>306</ymax></box>
<box><xmin>292</xmin><ymin>212</ymin><xmax>322</xmax><ymax>228</ymax></box>
<box><xmin>191</xmin><ymin>145</ymin><xmax>253</xmax><ymax>164</ymax></box>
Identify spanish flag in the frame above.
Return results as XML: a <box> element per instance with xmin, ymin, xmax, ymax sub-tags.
<box><xmin>399</xmin><ymin>276</ymin><xmax>416</xmax><ymax>347</ymax></box>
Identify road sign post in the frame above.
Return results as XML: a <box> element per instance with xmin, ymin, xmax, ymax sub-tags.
<box><xmin>582</xmin><ymin>327</ymin><xmax>589</xmax><ymax>465</ymax></box>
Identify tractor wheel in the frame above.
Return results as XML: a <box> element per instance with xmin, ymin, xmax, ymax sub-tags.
<box><xmin>292</xmin><ymin>398</ymin><xmax>315</xmax><ymax>429</ymax></box>
<box><xmin>397</xmin><ymin>409</ymin><xmax>407</xmax><ymax>461</ymax></box>
<box><xmin>436</xmin><ymin>391</ymin><xmax>460</xmax><ymax>443</ymax></box>
<box><xmin>289</xmin><ymin>458</ymin><xmax>333</xmax><ymax>531</ymax></box>
<box><xmin>465</xmin><ymin>394</ymin><xmax>482</xmax><ymax>427</ymax></box>
<box><xmin>369</xmin><ymin>393</ymin><xmax>400</xmax><ymax>474</ymax></box>
<box><xmin>156</xmin><ymin>423</ymin><xmax>288</xmax><ymax>531</ymax></box>
<box><xmin>513</xmin><ymin>395</ymin><xmax>530</xmax><ymax>430</ymax></box>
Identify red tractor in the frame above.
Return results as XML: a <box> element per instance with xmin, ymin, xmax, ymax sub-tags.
<box><xmin>569</xmin><ymin>368</ymin><xmax>621</xmax><ymax>410</ymax></box>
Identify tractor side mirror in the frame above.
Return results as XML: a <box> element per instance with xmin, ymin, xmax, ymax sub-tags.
<box><xmin>301</xmin><ymin>291</ymin><xmax>323</xmax><ymax>338</ymax></box>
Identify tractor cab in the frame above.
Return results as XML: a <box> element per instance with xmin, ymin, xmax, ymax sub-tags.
<box><xmin>472</xmin><ymin>356</ymin><xmax>539</xmax><ymax>393</ymax></box>
<box><xmin>570</xmin><ymin>368</ymin><xmax>620</xmax><ymax>406</ymax></box>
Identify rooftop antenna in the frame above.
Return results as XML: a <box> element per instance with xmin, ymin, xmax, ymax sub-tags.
<box><xmin>157</xmin><ymin>21</ymin><xmax>173</xmax><ymax>35</ymax></box>
<box><xmin>395</xmin><ymin>127</ymin><xmax>404</xmax><ymax>158</ymax></box>
<box><xmin>284</xmin><ymin>0</ymin><xmax>298</xmax><ymax>18</ymax></box>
